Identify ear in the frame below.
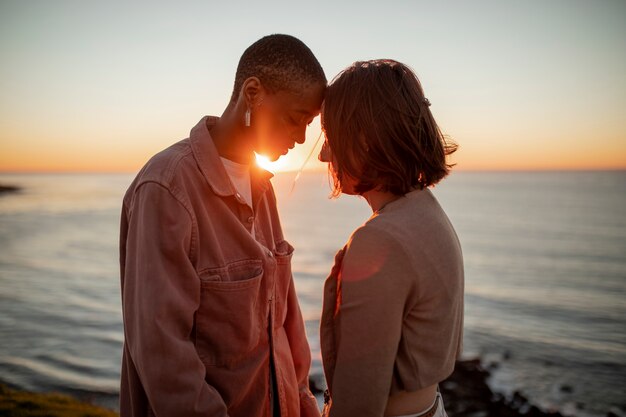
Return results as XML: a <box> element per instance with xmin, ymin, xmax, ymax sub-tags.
<box><xmin>240</xmin><ymin>77</ymin><xmax>265</xmax><ymax>107</ymax></box>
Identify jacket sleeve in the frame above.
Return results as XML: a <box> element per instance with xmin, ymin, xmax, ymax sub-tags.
<box><xmin>327</xmin><ymin>226</ymin><xmax>409</xmax><ymax>417</ymax></box>
<box><xmin>121</xmin><ymin>181</ymin><xmax>229</xmax><ymax>416</ymax></box>
<box><xmin>283</xmin><ymin>272</ymin><xmax>322</xmax><ymax>417</ymax></box>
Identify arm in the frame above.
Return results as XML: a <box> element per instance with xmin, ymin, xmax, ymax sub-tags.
<box><xmin>121</xmin><ymin>182</ymin><xmax>228</xmax><ymax>416</ymax></box>
<box><xmin>328</xmin><ymin>226</ymin><xmax>408</xmax><ymax>417</ymax></box>
<box><xmin>284</xmin><ymin>275</ymin><xmax>322</xmax><ymax>417</ymax></box>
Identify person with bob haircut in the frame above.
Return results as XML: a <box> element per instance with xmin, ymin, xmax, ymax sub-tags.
<box><xmin>318</xmin><ymin>59</ymin><xmax>464</xmax><ymax>417</ymax></box>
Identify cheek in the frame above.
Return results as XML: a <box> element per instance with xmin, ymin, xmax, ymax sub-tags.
<box><xmin>340</xmin><ymin>174</ymin><xmax>359</xmax><ymax>195</ymax></box>
<box><xmin>255</xmin><ymin>114</ymin><xmax>290</xmax><ymax>142</ymax></box>
<box><xmin>252</xmin><ymin>107</ymin><xmax>274</xmax><ymax>134</ymax></box>
<box><xmin>329</xmin><ymin>160</ymin><xmax>359</xmax><ymax>195</ymax></box>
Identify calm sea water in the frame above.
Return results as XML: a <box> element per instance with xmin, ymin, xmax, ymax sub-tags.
<box><xmin>0</xmin><ymin>171</ymin><xmax>624</xmax><ymax>416</ymax></box>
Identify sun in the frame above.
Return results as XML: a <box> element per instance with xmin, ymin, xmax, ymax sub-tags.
<box><xmin>255</xmin><ymin>153</ymin><xmax>289</xmax><ymax>173</ymax></box>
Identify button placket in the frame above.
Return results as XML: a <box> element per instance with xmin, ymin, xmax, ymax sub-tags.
<box><xmin>236</xmin><ymin>196</ymin><xmax>254</xmax><ymax>232</ymax></box>
<box><xmin>266</xmin><ymin>248</ymin><xmax>279</xmax><ymax>416</ymax></box>
<box><xmin>263</xmin><ymin>246</ymin><xmax>276</xmax><ymax>306</ymax></box>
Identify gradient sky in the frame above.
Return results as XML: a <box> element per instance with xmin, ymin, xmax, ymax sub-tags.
<box><xmin>1</xmin><ymin>0</ymin><xmax>625</xmax><ymax>172</ymax></box>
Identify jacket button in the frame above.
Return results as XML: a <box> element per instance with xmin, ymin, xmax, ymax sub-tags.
<box><xmin>247</xmin><ymin>216</ymin><xmax>254</xmax><ymax>223</ymax></box>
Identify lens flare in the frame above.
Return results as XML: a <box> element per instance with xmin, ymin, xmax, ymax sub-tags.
<box><xmin>255</xmin><ymin>153</ymin><xmax>288</xmax><ymax>173</ymax></box>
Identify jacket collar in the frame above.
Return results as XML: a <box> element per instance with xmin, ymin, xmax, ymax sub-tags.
<box><xmin>189</xmin><ymin>116</ymin><xmax>274</xmax><ymax>197</ymax></box>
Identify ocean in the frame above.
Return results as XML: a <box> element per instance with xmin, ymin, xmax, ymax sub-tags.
<box><xmin>0</xmin><ymin>171</ymin><xmax>624</xmax><ymax>416</ymax></box>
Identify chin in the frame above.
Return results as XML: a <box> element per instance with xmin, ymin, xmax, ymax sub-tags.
<box><xmin>266</xmin><ymin>153</ymin><xmax>282</xmax><ymax>162</ymax></box>
<box><xmin>267</xmin><ymin>148</ymin><xmax>290</xmax><ymax>161</ymax></box>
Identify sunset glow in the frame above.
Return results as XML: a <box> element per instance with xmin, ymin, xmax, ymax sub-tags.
<box><xmin>0</xmin><ymin>2</ymin><xmax>625</xmax><ymax>173</ymax></box>
<box><xmin>255</xmin><ymin>154</ymin><xmax>290</xmax><ymax>173</ymax></box>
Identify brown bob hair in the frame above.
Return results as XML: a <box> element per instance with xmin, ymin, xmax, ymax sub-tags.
<box><xmin>321</xmin><ymin>59</ymin><xmax>457</xmax><ymax>197</ymax></box>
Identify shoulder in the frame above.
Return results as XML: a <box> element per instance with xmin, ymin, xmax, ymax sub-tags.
<box><xmin>341</xmin><ymin>222</ymin><xmax>407</xmax><ymax>284</ymax></box>
<box><xmin>347</xmin><ymin>222</ymin><xmax>395</xmax><ymax>250</ymax></box>
<box><xmin>369</xmin><ymin>189</ymin><xmax>460</xmax><ymax>254</ymax></box>
<box><xmin>136</xmin><ymin>139</ymin><xmax>194</xmax><ymax>188</ymax></box>
<box><xmin>123</xmin><ymin>139</ymin><xmax>196</xmax><ymax>213</ymax></box>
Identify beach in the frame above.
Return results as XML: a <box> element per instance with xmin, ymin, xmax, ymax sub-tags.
<box><xmin>0</xmin><ymin>171</ymin><xmax>624</xmax><ymax>416</ymax></box>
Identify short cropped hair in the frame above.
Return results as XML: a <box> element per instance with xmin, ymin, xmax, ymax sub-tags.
<box><xmin>230</xmin><ymin>34</ymin><xmax>326</xmax><ymax>102</ymax></box>
<box><xmin>321</xmin><ymin>59</ymin><xmax>457</xmax><ymax>197</ymax></box>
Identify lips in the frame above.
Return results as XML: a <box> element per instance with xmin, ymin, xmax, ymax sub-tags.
<box><xmin>283</xmin><ymin>142</ymin><xmax>296</xmax><ymax>154</ymax></box>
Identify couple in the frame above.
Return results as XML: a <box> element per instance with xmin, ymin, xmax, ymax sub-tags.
<box><xmin>119</xmin><ymin>34</ymin><xmax>463</xmax><ymax>417</ymax></box>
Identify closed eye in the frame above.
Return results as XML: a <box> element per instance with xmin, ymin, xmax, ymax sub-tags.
<box><xmin>287</xmin><ymin>115</ymin><xmax>299</xmax><ymax>126</ymax></box>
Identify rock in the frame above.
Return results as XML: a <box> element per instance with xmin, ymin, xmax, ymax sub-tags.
<box><xmin>439</xmin><ymin>359</ymin><xmax>573</xmax><ymax>417</ymax></box>
<box><xmin>512</xmin><ymin>390</ymin><xmax>529</xmax><ymax>407</ymax></box>
<box><xmin>466</xmin><ymin>411</ymin><xmax>489</xmax><ymax>417</ymax></box>
<box><xmin>441</xmin><ymin>380</ymin><xmax>459</xmax><ymax>391</ymax></box>
<box><xmin>0</xmin><ymin>184</ymin><xmax>21</xmax><ymax>194</ymax></box>
<box><xmin>0</xmin><ymin>383</ymin><xmax>116</xmax><ymax>416</ymax></box>
<box><xmin>313</xmin><ymin>358</ymin><xmax>592</xmax><ymax>417</ymax></box>
<box><xmin>308</xmin><ymin>375</ymin><xmax>326</xmax><ymax>396</ymax></box>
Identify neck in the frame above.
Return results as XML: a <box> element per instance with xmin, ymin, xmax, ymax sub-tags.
<box><xmin>362</xmin><ymin>189</ymin><xmax>402</xmax><ymax>213</ymax></box>
<box><xmin>210</xmin><ymin>102</ymin><xmax>255</xmax><ymax>164</ymax></box>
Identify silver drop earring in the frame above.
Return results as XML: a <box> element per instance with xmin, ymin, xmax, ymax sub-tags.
<box><xmin>244</xmin><ymin>108</ymin><xmax>251</xmax><ymax>127</ymax></box>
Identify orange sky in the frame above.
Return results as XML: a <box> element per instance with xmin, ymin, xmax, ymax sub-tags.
<box><xmin>1</xmin><ymin>2</ymin><xmax>625</xmax><ymax>173</ymax></box>
<box><xmin>1</xmin><ymin>115</ymin><xmax>624</xmax><ymax>173</ymax></box>
<box><xmin>1</xmin><ymin>126</ymin><xmax>624</xmax><ymax>174</ymax></box>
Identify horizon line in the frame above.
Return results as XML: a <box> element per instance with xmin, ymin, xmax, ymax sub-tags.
<box><xmin>1</xmin><ymin>167</ymin><xmax>626</xmax><ymax>175</ymax></box>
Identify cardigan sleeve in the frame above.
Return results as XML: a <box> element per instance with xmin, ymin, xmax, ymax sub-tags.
<box><xmin>327</xmin><ymin>224</ymin><xmax>412</xmax><ymax>417</ymax></box>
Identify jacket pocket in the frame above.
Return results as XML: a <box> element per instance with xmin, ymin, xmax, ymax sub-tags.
<box><xmin>196</xmin><ymin>259</ymin><xmax>264</xmax><ymax>366</ymax></box>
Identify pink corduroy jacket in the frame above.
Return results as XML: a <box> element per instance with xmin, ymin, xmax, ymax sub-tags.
<box><xmin>119</xmin><ymin>116</ymin><xmax>320</xmax><ymax>417</ymax></box>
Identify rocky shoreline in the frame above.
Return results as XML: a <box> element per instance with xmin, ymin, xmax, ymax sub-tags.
<box><xmin>0</xmin><ymin>383</ymin><xmax>116</xmax><ymax>417</ymax></box>
<box><xmin>1</xmin><ymin>359</ymin><xmax>619</xmax><ymax>417</ymax></box>
<box><xmin>439</xmin><ymin>359</ymin><xmax>567</xmax><ymax>417</ymax></box>
<box><xmin>0</xmin><ymin>184</ymin><xmax>21</xmax><ymax>194</ymax></box>
<box><xmin>309</xmin><ymin>358</ymin><xmax>582</xmax><ymax>417</ymax></box>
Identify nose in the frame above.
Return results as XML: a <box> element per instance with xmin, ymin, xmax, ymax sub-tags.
<box><xmin>318</xmin><ymin>141</ymin><xmax>331</xmax><ymax>162</ymax></box>
<box><xmin>295</xmin><ymin>127</ymin><xmax>306</xmax><ymax>145</ymax></box>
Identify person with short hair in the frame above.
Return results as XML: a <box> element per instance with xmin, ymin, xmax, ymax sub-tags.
<box><xmin>119</xmin><ymin>34</ymin><xmax>326</xmax><ymax>417</ymax></box>
<box><xmin>318</xmin><ymin>59</ymin><xmax>463</xmax><ymax>417</ymax></box>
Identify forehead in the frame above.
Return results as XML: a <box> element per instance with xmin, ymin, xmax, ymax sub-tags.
<box><xmin>270</xmin><ymin>84</ymin><xmax>325</xmax><ymax>117</ymax></box>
